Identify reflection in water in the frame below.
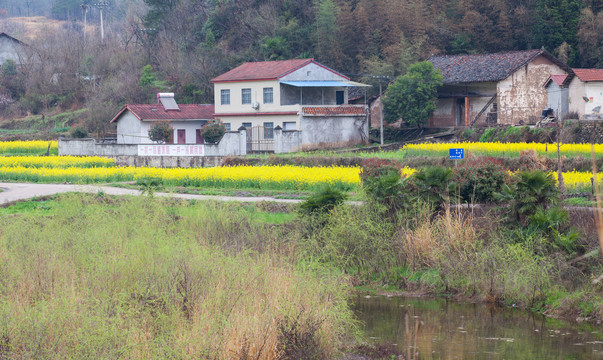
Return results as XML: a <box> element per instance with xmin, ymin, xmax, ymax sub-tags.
<box><xmin>353</xmin><ymin>295</ymin><xmax>603</xmax><ymax>359</ymax></box>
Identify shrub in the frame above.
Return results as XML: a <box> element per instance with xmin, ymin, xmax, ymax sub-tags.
<box><xmin>496</xmin><ymin>170</ymin><xmax>560</xmax><ymax>224</ymax></box>
<box><xmin>479</xmin><ymin>127</ymin><xmax>497</xmax><ymax>142</ymax></box>
<box><xmin>410</xmin><ymin>166</ymin><xmax>454</xmax><ymax>210</ymax></box>
<box><xmin>453</xmin><ymin>156</ymin><xmax>509</xmax><ymax>203</ymax></box>
<box><xmin>200</xmin><ymin>121</ymin><xmax>226</xmax><ymax>144</ymax></box>
<box><xmin>70</xmin><ymin>127</ymin><xmax>88</xmax><ymax>138</ymax></box>
<box><xmin>299</xmin><ymin>186</ymin><xmax>347</xmax><ymax>215</ymax></box>
<box><xmin>148</xmin><ymin>121</ymin><xmax>173</xmax><ymax>143</ymax></box>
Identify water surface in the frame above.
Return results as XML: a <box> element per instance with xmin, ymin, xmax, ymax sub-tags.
<box><xmin>354</xmin><ymin>295</ymin><xmax>603</xmax><ymax>359</ymax></box>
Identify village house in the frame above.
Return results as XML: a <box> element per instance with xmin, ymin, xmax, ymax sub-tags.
<box><xmin>428</xmin><ymin>49</ymin><xmax>572</xmax><ymax>127</ymax></box>
<box><xmin>568</xmin><ymin>69</ymin><xmax>603</xmax><ymax>120</ymax></box>
<box><xmin>211</xmin><ymin>58</ymin><xmax>369</xmax><ymax>151</ymax></box>
<box><xmin>0</xmin><ymin>32</ymin><xmax>26</xmax><ymax>66</ymax></box>
<box><xmin>544</xmin><ymin>74</ymin><xmax>571</xmax><ymax>120</ymax></box>
<box><xmin>110</xmin><ymin>93</ymin><xmax>214</xmax><ymax>144</ymax></box>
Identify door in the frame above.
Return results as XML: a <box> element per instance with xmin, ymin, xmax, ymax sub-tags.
<box><xmin>336</xmin><ymin>91</ymin><xmax>344</xmax><ymax>105</ymax></box>
<box><xmin>456</xmin><ymin>98</ymin><xmax>465</xmax><ymax>126</ymax></box>
<box><xmin>195</xmin><ymin>129</ymin><xmax>204</xmax><ymax>144</ymax></box>
<box><xmin>177</xmin><ymin>129</ymin><xmax>186</xmax><ymax>144</ymax></box>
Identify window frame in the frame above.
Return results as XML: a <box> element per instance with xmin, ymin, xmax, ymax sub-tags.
<box><xmin>263</xmin><ymin>87</ymin><xmax>273</xmax><ymax>104</ymax></box>
<box><xmin>241</xmin><ymin>88</ymin><xmax>252</xmax><ymax>105</ymax></box>
<box><xmin>220</xmin><ymin>89</ymin><xmax>230</xmax><ymax>105</ymax></box>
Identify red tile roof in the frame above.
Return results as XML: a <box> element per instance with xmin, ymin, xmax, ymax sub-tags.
<box><xmin>549</xmin><ymin>74</ymin><xmax>569</xmax><ymax>86</ymax></box>
<box><xmin>111</xmin><ymin>104</ymin><xmax>214</xmax><ymax>123</ymax></box>
<box><xmin>573</xmin><ymin>69</ymin><xmax>603</xmax><ymax>82</ymax></box>
<box><xmin>211</xmin><ymin>59</ymin><xmax>348</xmax><ymax>82</ymax></box>
<box><xmin>302</xmin><ymin>106</ymin><xmax>366</xmax><ymax>116</ymax></box>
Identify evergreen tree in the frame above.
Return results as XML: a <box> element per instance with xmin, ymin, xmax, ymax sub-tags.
<box><xmin>533</xmin><ymin>0</ymin><xmax>583</xmax><ymax>65</ymax></box>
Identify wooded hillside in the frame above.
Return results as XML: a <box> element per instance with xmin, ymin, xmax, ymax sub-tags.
<box><xmin>0</xmin><ymin>0</ymin><xmax>601</xmax><ymax>131</ymax></box>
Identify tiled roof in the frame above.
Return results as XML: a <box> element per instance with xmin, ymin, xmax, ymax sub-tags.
<box><xmin>301</xmin><ymin>106</ymin><xmax>366</xmax><ymax>116</ymax></box>
<box><xmin>111</xmin><ymin>104</ymin><xmax>214</xmax><ymax>123</ymax></box>
<box><xmin>573</xmin><ymin>69</ymin><xmax>603</xmax><ymax>82</ymax></box>
<box><xmin>211</xmin><ymin>58</ymin><xmax>348</xmax><ymax>82</ymax></box>
<box><xmin>428</xmin><ymin>49</ymin><xmax>571</xmax><ymax>84</ymax></box>
<box><xmin>549</xmin><ymin>74</ymin><xmax>569</xmax><ymax>86</ymax></box>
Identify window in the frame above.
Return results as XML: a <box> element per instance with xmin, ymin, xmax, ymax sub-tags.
<box><xmin>242</xmin><ymin>122</ymin><xmax>252</xmax><ymax>129</ymax></box>
<box><xmin>242</xmin><ymin>88</ymin><xmax>251</xmax><ymax>104</ymax></box>
<box><xmin>224</xmin><ymin>123</ymin><xmax>231</xmax><ymax>131</ymax></box>
<box><xmin>283</xmin><ymin>122</ymin><xmax>296</xmax><ymax>131</ymax></box>
<box><xmin>220</xmin><ymin>89</ymin><xmax>230</xmax><ymax>105</ymax></box>
<box><xmin>263</xmin><ymin>122</ymin><xmax>274</xmax><ymax>139</ymax></box>
<box><xmin>263</xmin><ymin>87</ymin><xmax>273</xmax><ymax>104</ymax></box>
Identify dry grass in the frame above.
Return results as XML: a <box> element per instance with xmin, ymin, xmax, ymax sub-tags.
<box><xmin>0</xmin><ymin>194</ymin><xmax>355</xmax><ymax>359</ymax></box>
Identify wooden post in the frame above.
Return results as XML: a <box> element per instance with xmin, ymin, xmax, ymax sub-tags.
<box><xmin>465</xmin><ymin>96</ymin><xmax>469</xmax><ymax>127</ymax></box>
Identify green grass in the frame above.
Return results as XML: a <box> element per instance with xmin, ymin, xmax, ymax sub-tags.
<box><xmin>0</xmin><ymin>193</ymin><xmax>355</xmax><ymax>359</ymax></box>
<box><xmin>0</xmin><ymin>197</ymin><xmax>60</xmax><ymax>215</ymax></box>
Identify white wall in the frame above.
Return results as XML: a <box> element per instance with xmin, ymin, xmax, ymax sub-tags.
<box><xmin>0</xmin><ymin>36</ymin><xmax>24</xmax><ymax>65</ymax></box>
<box><xmin>214</xmin><ymin>80</ymin><xmax>298</xmax><ymax>114</ymax></box>
<box><xmin>585</xmin><ymin>82</ymin><xmax>603</xmax><ymax>115</ymax></box>
<box><xmin>116</xmin><ymin>112</ymin><xmax>142</xmax><ymax>144</ymax></box>
<box><xmin>214</xmin><ymin>114</ymin><xmax>300</xmax><ymax>132</ymax></box>
<box><xmin>280</xmin><ymin>62</ymin><xmax>348</xmax><ymax>81</ymax></box>
<box><xmin>497</xmin><ymin>56</ymin><xmax>566</xmax><ymax>124</ymax></box>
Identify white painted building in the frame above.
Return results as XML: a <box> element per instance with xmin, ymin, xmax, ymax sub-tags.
<box><xmin>211</xmin><ymin>58</ymin><xmax>369</xmax><ymax>150</ymax></box>
<box><xmin>568</xmin><ymin>69</ymin><xmax>603</xmax><ymax>120</ymax></box>
<box><xmin>111</xmin><ymin>93</ymin><xmax>214</xmax><ymax>144</ymax></box>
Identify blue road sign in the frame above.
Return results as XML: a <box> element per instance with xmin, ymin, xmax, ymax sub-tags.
<box><xmin>449</xmin><ymin>148</ymin><xmax>464</xmax><ymax>160</ymax></box>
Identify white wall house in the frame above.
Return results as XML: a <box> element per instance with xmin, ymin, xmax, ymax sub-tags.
<box><xmin>0</xmin><ymin>32</ymin><xmax>26</xmax><ymax>66</ymax></box>
<box><xmin>568</xmin><ymin>69</ymin><xmax>603</xmax><ymax>120</ymax></box>
<box><xmin>111</xmin><ymin>93</ymin><xmax>214</xmax><ymax>144</ymax></box>
<box><xmin>211</xmin><ymin>58</ymin><xmax>369</xmax><ymax>150</ymax></box>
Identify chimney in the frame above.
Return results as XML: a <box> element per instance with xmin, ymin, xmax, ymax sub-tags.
<box><xmin>157</xmin><ymin>93</ymin><xmax>180</xmax><ymax>111</ymax></box>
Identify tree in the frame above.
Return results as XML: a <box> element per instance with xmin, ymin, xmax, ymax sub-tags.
<box><xmin>382</xmin><ymin>61</ymin><xmax>442</xmax><ymax>128</ymax></box>
<box><xmin>148</xmin><ymin>121</ymin><xmax>173</xmax><ymax>144</ymax></box>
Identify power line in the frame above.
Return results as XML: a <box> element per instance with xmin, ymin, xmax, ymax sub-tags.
<box><xmin>93</xmin><ymin>2</ymin><xmax>109</xmax><ymax>41</ymax></box>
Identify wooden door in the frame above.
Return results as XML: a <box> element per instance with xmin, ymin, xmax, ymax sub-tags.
<box><xmin>177</xmin><ymin>129</ymin><xmax>186</xmax><ymax>144</ymax></box>
<box><xmin>195</xmin><ymin>129</ymin><xmax>204</xmax><ymax>144</ymax></box>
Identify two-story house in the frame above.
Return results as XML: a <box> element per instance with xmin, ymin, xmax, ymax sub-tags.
<box><xmin>211</xmin><ymin>58</ymin><xmax>369</xmax><ymax>151</ymax></box>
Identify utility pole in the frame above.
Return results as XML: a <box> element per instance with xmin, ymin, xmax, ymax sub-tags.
<box><xmin>94</xmin><ymin>2</ymin><xmax>109</xmax><ymax>41</ymax></box>
<box><xmin>379</xmin><ymin>81</ymin><xmax>384</xmax><ymax>145</ymax></box>
<box><xmin>81</xmin><ymin>4</ymin><xmax>89</xmax><ymax>43</ymax></box>
<box><xmin>25</xmin><ymin>0</ymin><xmax>32</xmax><ymax>16</ymax></box>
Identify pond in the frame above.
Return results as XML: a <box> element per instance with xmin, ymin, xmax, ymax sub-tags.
<box><xmin>354</xmin><ymin>295</ymin><xmax>603</xmax><ymax>359</ymax></box>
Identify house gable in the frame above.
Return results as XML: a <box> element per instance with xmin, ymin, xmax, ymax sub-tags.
<box><xmin>279</xmin><ymin>62</ymin><xmax>349</xmax><ymax>82</ymax></box>
<box><xmin>0</xmin><ymin>32</ymin><xmax>25</xmax><ymax>65</ymax></box>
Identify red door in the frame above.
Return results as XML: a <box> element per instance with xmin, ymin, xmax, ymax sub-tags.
<box><xmin>195</xmin><ymin>129</ymin><xmax>204</xmax><ymax>144</ymax></box>
<box><xmin>177</xmin><ymin>129</ymin><xmax>186</xmax><ymax>144</ymax></box>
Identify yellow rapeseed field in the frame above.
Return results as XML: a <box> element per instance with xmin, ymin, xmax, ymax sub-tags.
<box><xmin>402</xmin><ymin>142</ymin><xmax>603</xmax><ymax>158</ymax></box>
<box><xmin>0</xmin><ymin>140</ymin><xmax>58</xmax><ymax>155</ymax></box>
<box><xmin>0</xmin><ymin>156</ymin><xmax>114</xmax><ymax>168</ymax></box>
<box><xmin>0</xmin><ymin>165</ymin><xmax>362</xmax><ymax>190</ymax></box>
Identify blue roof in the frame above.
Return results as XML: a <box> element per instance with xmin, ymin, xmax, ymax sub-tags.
<box><xmin>280</xmin><ymin>80</ymin><xmax>369</xmax><ymax>87</ymax></box>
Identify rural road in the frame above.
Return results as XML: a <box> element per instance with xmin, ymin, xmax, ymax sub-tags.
<box><xmin>0</xmin><ymin>182</ymin><xmax>305</xmax><ymax>205</ymax></box>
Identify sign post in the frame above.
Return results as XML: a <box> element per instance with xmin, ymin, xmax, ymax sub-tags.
<box><xmin>449</xmin><ymin>148</ymin><xmax>464</xmax><ymax>167</ymax></box>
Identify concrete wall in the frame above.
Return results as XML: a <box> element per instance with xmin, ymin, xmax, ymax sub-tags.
<box><xmin>116</xmin><ymin>112</ymin><xmax>142</xmax><ymax>144</ymax></box>
<box><xmin>117</xmin><ymin>111</ymin><xmax>208</xmax><ymax>144</ymax></box>
<box><xmin>546</xmin><ymin>82</ymin><xmax>569</xmax><ymax>119</ymax></box>
<box><xmin>214</xmin><ymin>114</ymin><xmax>299</xmax><ymax>133</ymax></box>
<box><xmin>300</xmin><ymin>114</ymin><xmax>368</xmax><ymax>148</ymax></box>
<box><xmin>274</xmin><ymin>128</ymin><xmax>302</xmax><ymax>153</ymax></box>
<box><xmin>0</xmin><ymin>35</ymin><xmax>24</xmax><ymax>65</ymax></box>
<box><xmin>570</xmin><ymin>79</ymin><xmax>603</xmax><ymax>118</ymax></box>
<box><xmin>497</xmin><ymin>55</ymin><xmax>566</xmax><ymax>124</ymax></box>
<box><xmin>59</xmin><ymin>131</ymin><xmax>247</xmax><ymax>159</ymax></box>
<box><xmin>280</xmin><ymin>62</ymin><xmax>347</xmax><ymax>81</ymax></box>
<box><xmin>112</xmin><ymin>156</ymin><xmax>224</xmax><ymax>168</ymax></box>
